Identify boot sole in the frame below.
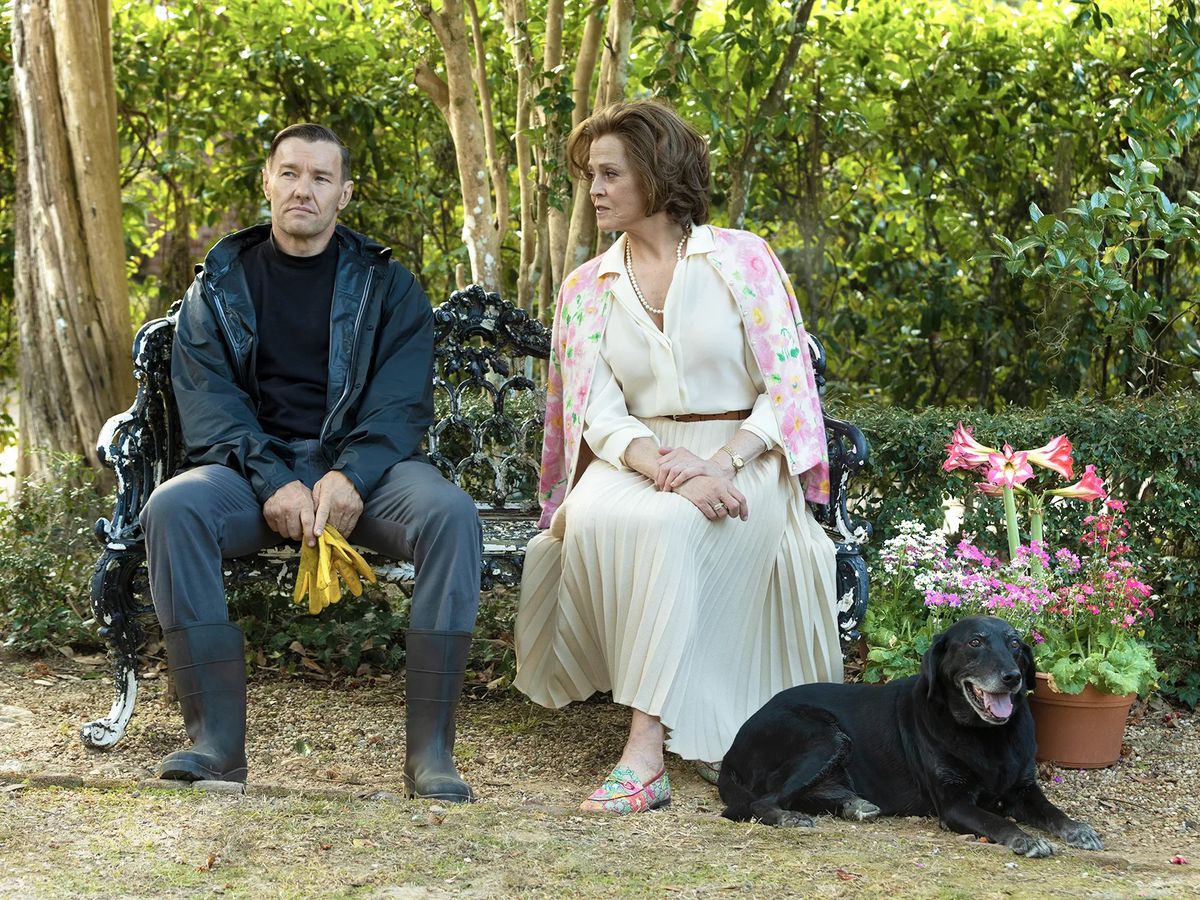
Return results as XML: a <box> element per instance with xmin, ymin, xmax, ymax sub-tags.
<box><xmin>161</xmin><ymin>754</ymin><xmax>247</xmax><ymax>784</ymax></box>
<box><xmin>403</xmin><ymin>775</ymin><xmax>474</xmax><ymax>803</ymax></box>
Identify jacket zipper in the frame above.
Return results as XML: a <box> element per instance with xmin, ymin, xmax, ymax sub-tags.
<box><xmin>319</xmin><ymin>265</ymin><xmax>374</xmax><ymax>446</ymax></box>
<box><xmin>207</xmin><ymin>279</ymin><xmax>249</xmax><ymax>383</ymax></box>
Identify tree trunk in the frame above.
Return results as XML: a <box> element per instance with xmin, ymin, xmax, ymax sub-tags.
<box><xmin>727</xmin><ymin>0</ymin><xmax>816</xmax><ymax>226</ymax></box>
<box><xmin>11</xmin><ymin>0</ymin><xmax>135</xmax><ymax>481</ymax></box>
<box><xmin>542</xmin><ymin>0</ymin><xmax>568</xmax><ymax>306</ymax></box>
<box><xmin>416</xmin><ymin>0</ymin><xmax>504</xmax><ymax>289</ymax></box>
<box><xmin>562</xmin><ymin>5</ymin><xmax>614</xmax><ymax>278</ymax></box>
<box><xmin>502</xmin><ymin>0</ymin><xmax>538</xmax><ymax>312</ymax></box>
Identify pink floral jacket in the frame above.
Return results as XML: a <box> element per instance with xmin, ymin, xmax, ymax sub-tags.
<box><xmin>537</xmin><ymin>226</ymin><xmax>830</xmax><ymax>528</ymax></box>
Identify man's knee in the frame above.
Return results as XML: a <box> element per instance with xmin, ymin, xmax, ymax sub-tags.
<box><xmin>424</xmin><ymin>482</ymin><xmax>482</xmax><ymax>544</ymax></box>
<box><xmin>141</xmin><ymin>473</ymin><xmax>210</xmax><ymax>536</ymax></box>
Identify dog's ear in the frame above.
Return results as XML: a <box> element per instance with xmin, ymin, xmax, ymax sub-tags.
<box><xmin>1020</xmin><ymin>638</ymin><xmax>1037</xmax><ymax>692</ymax></box>
<box><xmin>919</xmin><ymin>633</ymin><xmax>947</xmax><ymax>700</ymax></box>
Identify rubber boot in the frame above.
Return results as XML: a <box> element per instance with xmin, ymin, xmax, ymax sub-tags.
<box><xmin>158</xmin><ymin>622</ymin><xmax>248</xmax><ymax>783</ymax></box>
<box><xmin>403</xmin><ymin>629</ymin><xmax>474</xmax><ymax>803</ymax></box>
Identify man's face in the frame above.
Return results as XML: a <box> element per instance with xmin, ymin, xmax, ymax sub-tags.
<box><xmin>262</xmin><ymin>138</ymin><xmax>353</xmax><ymax>251</ymax></box>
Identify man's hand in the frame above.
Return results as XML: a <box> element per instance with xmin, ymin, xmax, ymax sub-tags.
<box><xmin>312</xmin><ymin>470</ymin><xmax>363</xmax><ymax>542</ymax></box>
<box><xmin>263</xmin><ymin>480</ymin><xmax>316</xmax><ymax>542</ymax></box>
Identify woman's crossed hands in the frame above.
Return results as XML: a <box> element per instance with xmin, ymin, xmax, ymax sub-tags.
<box><xmin>655</xmin><ymin>446</ymin><xmax>747</xmax><ymax>521</ymax></box>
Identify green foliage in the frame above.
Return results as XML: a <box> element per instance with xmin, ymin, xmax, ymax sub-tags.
<box><xmin>837</xmin><ymin>392</ymin><xmax>1200</xmax><ymax>704</ymax></box>
<box><xmin>0</xmin><ymin>455</ymin><xmax>112</xmax><ymax>653</ymax></box>
<box><xmin>232</xmin><ymin>581</ymin><xmax>409</xmax><ymax>676</ymax></box>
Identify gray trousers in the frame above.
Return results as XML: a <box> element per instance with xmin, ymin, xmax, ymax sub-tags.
<box><xmin>141</xmin><ymin>440</ymin><xmax>482</xmax><ymax>632</ymax></box>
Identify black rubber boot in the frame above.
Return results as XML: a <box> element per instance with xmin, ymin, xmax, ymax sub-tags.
<box><xmin>403</xmin><ymin>629</ymin><xmax>474</xmax><ymax>803</ymax></box>
<box><xmin>158</xmin><ymin>623</ymin><xmax>248</xmax><ymax>783</ymax></box>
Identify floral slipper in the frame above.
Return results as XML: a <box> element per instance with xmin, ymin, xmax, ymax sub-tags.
<box><xmin>581</xmin><ymin>765</ymin><xmax>672</xmax><ymax>814</ymax></box>
<box><xmin>694</xmin><ymin>760</ymin><xmax>721</xmax><ymax>785</ymax></box>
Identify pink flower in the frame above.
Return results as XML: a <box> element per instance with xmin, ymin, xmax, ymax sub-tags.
<box><xmin>1047</xmin><ymin>464</ymin><xmax>1107</xmax><ymax>502</ymax></box>
<box><xmin>1023</xmin><ymin>434</ymin><xmax>1074</xmax><ymax>479</ymax></box>
<box><xmin>943</xmin><ymin>423</ymin><xmax>996</xmax><ymax>472</ymax></box>
<box><xmin>986</xmin><ymin>444</ymin><xmax>1035</xmax><ymax>488</ymax></box>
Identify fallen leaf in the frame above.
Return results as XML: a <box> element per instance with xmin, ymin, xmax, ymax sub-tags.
<box><xmin>835</xmin><ymin>868</ymin><xmax>858</xmax><ymax>881</ymax></box>
<box><xmin>197</xmin><ymin>851</ymin><xmax>218</xmax><ymax>872</ymax></box>
<box><xmin>1171</xmin><ymin>856</ymin><xmax>1189</xmax><ymax>865</ymax></box>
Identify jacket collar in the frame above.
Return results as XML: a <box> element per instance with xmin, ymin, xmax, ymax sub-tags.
<box><xmin>200</xmin><ymin>222</ymin><xmax>391</xmax><ymax>278</ymax></box>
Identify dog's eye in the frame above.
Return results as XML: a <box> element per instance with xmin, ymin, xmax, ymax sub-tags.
<box><xmin>1009</xmin><ymin>638</ymin><xmax>1020</xmax><ymax>649</ymax></box>
<box><xmin>968</xmin><ymin>637</ymin><xmax>982</xmax><ymax>648</ymax></box>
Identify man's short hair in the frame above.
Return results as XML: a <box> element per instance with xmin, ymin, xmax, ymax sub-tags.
<box><xmin>267</xmin><ymin>123</ymin><xmax>351</xmax><ymax>182</ymax></box>
<box><xmin>566</xmin><ymin>99</ymin><xmax>710</xmax><ymax>227</ymax></box>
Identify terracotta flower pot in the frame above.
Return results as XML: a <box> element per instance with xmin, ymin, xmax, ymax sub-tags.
<box><xmin>1029</xmin><ymin>672</ymin><xmax>1136</xmax><ymax>769</ymax></box>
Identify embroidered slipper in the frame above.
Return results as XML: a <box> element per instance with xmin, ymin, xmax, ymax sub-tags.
<box><xmin>581</xmin><ymin>765</ymin><xmax>672</xmax><ymax>814</ymax></box>
<box><xmin>693</xmin><ymin>760</ymin><xmax>721</xmax><ymax>785</ymax></box>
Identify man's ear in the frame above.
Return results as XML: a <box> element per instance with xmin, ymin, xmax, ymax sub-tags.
<box><xmin>338</xmin><ymin>180</ymin><xmax>354</xmax><ymax>211</ymax></box>
<box><xmin>919</xmin><ymin>633</ymin><xmax>947</xmax><ymax>700</ymax></box>
<box><xmin>262</xmin><ymin>166</ymin><xmax>270</xmax><ymax>199</ymax></box>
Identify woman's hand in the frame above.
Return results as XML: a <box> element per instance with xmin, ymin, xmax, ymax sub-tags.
<box><xmin>674</xmin><ymin>475</ymin><xmax>748</xmax><ymax>521</ymax></box>
<box><xmin>656</xmin><ymin>446</ymin><xmax>732</xmax><ymax>491</ymax></box>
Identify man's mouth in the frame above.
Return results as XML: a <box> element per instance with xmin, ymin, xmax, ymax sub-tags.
<box><xmin>962</xmin><ymin>679</ymin><xmax>1015</xmax><ymax>723</ymax></box>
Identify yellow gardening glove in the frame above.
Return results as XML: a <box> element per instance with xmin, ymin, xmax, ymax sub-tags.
<box><xmin>292</xmin><ymin>525</ymin><xmax>377</xmax><ymax>614</ymax></box>
<box><xmin>292</xmin><ymin>539</ymin><xmax>321</xmax><ymax>613</ymax></box>
<box><xmin>321</xmin><ymin>524</ymin><xmax>377</xmax><ymax>599</ymax></box>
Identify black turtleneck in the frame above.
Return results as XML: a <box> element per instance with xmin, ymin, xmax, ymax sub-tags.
<box><xmin>242</xmin><ymin>235</ymin><xmax>338</xmax><ymax>440</ymax></box>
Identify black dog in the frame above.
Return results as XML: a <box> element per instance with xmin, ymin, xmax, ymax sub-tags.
<box><xmin>719</xmin><ymin>616</ymin><xmax>1104</xmax><ymax>858</ymax></box>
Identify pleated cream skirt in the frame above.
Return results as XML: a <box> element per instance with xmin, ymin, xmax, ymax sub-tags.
<box><xmin>514</xmin><ymin>416</ymin><xmax>843</xmax><ymax>763</ymax></box>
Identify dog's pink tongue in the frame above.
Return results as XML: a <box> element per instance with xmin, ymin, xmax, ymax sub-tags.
<box><xmin>984</xmin><ymin>691</ymin><xmax>1013</xmax><ymax>719</ymax></box>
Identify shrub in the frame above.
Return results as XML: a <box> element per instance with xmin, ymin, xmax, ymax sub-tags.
<box><xmin>0</xmin><ymin>453</ymin><xmax>112</xmax><ymax>653</ymax></box>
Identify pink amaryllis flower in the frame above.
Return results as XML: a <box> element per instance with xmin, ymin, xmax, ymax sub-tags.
<box><xmin>1047</xmin><ymin>464</ymin><xmax>1107</xmax><ymax>502</ymax></box>
<box><xmin>1024</xmin><ymin>434</ymin><xmax>1074</xmax><ymax>480</ymax></box>
<box><xmin>943</xmin><ymin>423</ymin><xmax>997</xmax><ymax>472</ymax></box>
<box><xmin>986</xmin><ymin>444</ymin><xmax>1035</xmax><ymax>488</ymax></box>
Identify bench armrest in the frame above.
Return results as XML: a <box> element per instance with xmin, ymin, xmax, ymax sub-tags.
<box><xmin>94</xmin><ymin>313</ymin><xmax>184</xmax><ymax>548</ymax></box>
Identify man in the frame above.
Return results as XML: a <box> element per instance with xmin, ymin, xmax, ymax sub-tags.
<box><xmin>140</xmin><ymin>123</ymin><xmax>482</xmax><ymax>803</ymax></box>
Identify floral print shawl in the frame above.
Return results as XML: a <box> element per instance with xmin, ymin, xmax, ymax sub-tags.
<box><xmin>537</xmin><ymin>226</ymin><xmax>830</xmax><ymax>528</ymax></box>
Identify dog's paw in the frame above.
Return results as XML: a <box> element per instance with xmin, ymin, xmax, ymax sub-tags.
<box><xmin>1060</xmin><ymin>823</ymin><xmax>1103</xmax><ymax>851</ymax></box>
<box><xmin>775</xmin><ymin>811</ymin><xmax>815</xmax><ymax>828</ymax></box>
<box><xmin>839</xmin><ymin>798</ymin><xmax>880</xmax><ymax>822</ymax></box>
<box><xmin>1008</xmin><ymin>835</ymin><xmax>1055</xmax><ymax>858</ymax></box>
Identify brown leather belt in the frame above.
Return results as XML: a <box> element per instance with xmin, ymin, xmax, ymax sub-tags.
<box><xmin>667</xmin><ymin>409</ymin><xmax>753</xmax><ymax>423</ymax></box>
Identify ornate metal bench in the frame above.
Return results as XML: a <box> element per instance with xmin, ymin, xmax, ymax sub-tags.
<box><xmin>82</xmin><ymin>284</ymin><xmax>871</xmax><ymax>749</ymax></box>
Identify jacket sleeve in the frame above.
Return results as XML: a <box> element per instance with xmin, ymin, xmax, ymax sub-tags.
<box><xmin>171</xmin><ymin>275</ymin><xmax>297</xmax><ymax>504</ymax></box>
<box><xmin>330</xmin><ymin>264</ymin><xmax>435</xmax><ymax>498</ymax></box>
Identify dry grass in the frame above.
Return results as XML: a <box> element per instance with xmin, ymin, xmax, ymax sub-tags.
<box><xmin>2</xmin><ymin>650</ymin><xmax>1199</xmax><ymax>898</ymax></box>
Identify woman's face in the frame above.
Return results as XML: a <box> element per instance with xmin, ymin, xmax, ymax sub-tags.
<box><xmin>587</xmin><ymin>134</ymin><xmax>646</xmax><ymax>233</ymax></box>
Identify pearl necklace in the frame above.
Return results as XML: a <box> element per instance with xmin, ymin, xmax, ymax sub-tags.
<box><xmin>624</xmin><ymin>232</ymin><xmax>688</xmax><ymax>317</ymax></box>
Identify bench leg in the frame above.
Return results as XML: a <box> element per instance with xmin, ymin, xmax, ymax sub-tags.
<box><xmin>835</xmin><ymin>544</ymin><xmax>869</xmax><ymax>649</ymax></box>
<box><xmin>80</xmin><ymin>656</ymin><xmax>139</xmax><ymax>749</ymax></box>
<box><xmin>81</xmin><ymin>548</ymin><xmax>150</xmax><ymax>749</ymax></box>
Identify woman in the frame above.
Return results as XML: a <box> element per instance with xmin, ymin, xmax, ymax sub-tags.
<box><xmin>514</xmin><ymin>99</ymin><xmax>843</xmax><ymax>814</ymax></box>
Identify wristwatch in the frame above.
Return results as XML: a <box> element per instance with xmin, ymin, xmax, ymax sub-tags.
<box><xmin>720</xmin><ymin>445</ymin><xmax>745</xmax><ymax>475</ymax></box>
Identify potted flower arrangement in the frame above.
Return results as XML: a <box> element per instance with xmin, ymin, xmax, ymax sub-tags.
<box><xmin>863</xmin><ymin>425</ymin><xmax>1159</xmax><ymax>767</ymax></box>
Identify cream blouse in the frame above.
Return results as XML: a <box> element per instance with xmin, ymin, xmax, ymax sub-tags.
<box><xmin>582</xmin><ymin>225</ymin><xmax>783</xmax><ymax>469</ymax></box>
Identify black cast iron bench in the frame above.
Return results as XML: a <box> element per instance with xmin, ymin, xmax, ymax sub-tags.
<box><xmin>81</xmin><ymin>284</ymin><xmax>871</xmax><ymax>749</ymax></box>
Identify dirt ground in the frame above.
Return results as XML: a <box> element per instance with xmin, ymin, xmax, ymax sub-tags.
<box><xmin>2</xmin><ymin>648</ymin><xmax>1199</xmax><ymax>898</ymax></box>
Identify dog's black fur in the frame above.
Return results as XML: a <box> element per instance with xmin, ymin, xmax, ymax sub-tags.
<box><xmin>719</xmin><ymin>616</ymin><xmax>1104</xmax><ymax>858</ymax></box>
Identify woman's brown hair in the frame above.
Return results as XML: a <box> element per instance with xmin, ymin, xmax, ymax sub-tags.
<box><xmin>567</xmin><ymin>99</ymin><xmax>710</xmax><ymax>226</ymax></box>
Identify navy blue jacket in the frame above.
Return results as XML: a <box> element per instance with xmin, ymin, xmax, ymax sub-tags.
<box><xmin>171</xmin><ymin>222</ymin><xmax>434</xmax><ymax>503</ymax></box>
